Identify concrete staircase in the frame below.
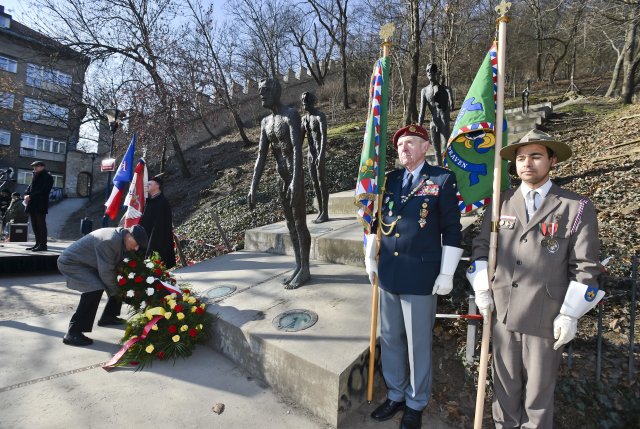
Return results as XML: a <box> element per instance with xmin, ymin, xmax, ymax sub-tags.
<box><xmin>505</xmin><ymin>101</ymin><xmax>553</xmax><ymax>142</ymax></box>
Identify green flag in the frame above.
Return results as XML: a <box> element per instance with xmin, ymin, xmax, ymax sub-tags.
<box><xmin>445</xmin><ymin>42</ymin><xmax>509</xmax><ymax>213</ymax></box>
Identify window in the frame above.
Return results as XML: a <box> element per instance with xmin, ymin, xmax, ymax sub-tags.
<box><xmin>0</xmin><ymin>129</ymin><xmax>10</xmax><ymax>145</ymax></box>
<box><xmin>26</xmin><ymin>63</ymin><xmax>72</xmax><ymax>89</ymax></box>
<box><xmin>20</xmin><ymin>133</ymin><xmax>66</xmax><ymax>154</ymax></box>
<box><xmin>0</xmin><ymin>92</ymin><xmax>14</xmax><ymax>109</ymax></box>
<box><xmin>23</xmin><ymin>97</ymin><xmax>68</xmax><ymax>127</ymax></box>
<box><xmin>17</xmin><ymin>169</ymin><xmax>64</xmax><ymax>188</ymax></box>
<box><xmin>0</xmin><ymin>55</ymin><xmax>17</xmax><ymax>73</ymax></box>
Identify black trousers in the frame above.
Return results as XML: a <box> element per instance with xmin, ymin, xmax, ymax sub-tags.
<box><xmin>29</xmin><ymin>212</ymin><xmax>47</xmax><ymax>246</ymax></box>
<box><xmin>68</xmin><ymin>290</ymin><xmax>122</xmax><ymax>333</ymax></box>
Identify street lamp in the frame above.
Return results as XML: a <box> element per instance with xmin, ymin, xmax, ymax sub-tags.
<box><xmin>102</xmin><ymin>108</ymin><xmax>124</xmax><ymax>227</ymax></box>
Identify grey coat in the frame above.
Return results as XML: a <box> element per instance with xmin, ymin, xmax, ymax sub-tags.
<box><xmin>57</xmin><ymin>228</ymin><xmax>129</xmax><ymax>296</ymax></box>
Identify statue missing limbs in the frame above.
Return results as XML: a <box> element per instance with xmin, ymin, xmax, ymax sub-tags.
<box><xmin>301</xmin><ymin>92</ymin><xmax>329</xmax><ymax>223</ymax></box>
<box><xmin>248</xmin><ymin>78</ymin><xmax>311</xmax><ymax>289</ymax></box>
<box><xmin>418</xmin><ymin>63</ymin><xmax>454</xmax><ymax>166</ymax></box>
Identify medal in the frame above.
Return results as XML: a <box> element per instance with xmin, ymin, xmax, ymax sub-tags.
<box><xmin>547</xmin><ymin>238</ymin><xmax>559</xmax><ymax>253</ymax></box>
<box><xmin>539</xmin><ymin>221</ymin><xmax>559</xmax><ymax>252</ymax></box>
<box><xmin>419</xmin><ymin>202</ymin><xmax>428</xmax><ymax>228</ymax></box>
<box><xmin>541</xmin><ymin>238</ymin><xmax>548</xmax><ymax>247</ymax></box>
<box><xmin>388</xmin><ymin>211</ymin><xmax>393</xmax><ymax>216</ymax></box>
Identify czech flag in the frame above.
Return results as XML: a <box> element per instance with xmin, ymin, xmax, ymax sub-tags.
<box><xmin>122</xmin><ymin>158</ymin><xmax>147</xmax><ymax>227</ymax></box>
<box><xmin>104</xmin><ymin>134</ymin><xmax>136</xmax><ymax>220</ymax></box>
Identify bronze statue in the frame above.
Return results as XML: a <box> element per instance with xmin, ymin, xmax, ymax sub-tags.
<box><xmin>301</xmin><ymin>91</ymin><xmax>329</xmax><ymax>223</ymax></box>
<box><xmin>248</xmin><ymin>78</ymin><xmax>311</xmax><ymax>289</ymax></box>
<box><xmin>418</xmin><ymin>63</ymin><xmax>454</xmax><ymax>166</ymax></box>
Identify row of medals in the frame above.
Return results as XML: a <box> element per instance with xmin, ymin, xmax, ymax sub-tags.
<box><xmin>386</xmin><ymin>197</ymin><xmax>429</xmax><ymax>229</ymax></box>
<box><xmin>540</xmin><ymin>222</ymin><xmax>559</xmax><ymax>253</ymax></box>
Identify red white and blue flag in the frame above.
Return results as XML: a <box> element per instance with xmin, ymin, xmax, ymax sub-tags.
<box><xmin>122</xmin><ymin>158</ymin><xmax>147</xmax><ymax>227</ymax></box>
<box><xmin>104</xmin><ymin>133</ymin><xmax>136</xmax><ymax>220</ymax></box>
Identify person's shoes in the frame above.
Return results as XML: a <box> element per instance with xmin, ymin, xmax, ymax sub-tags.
<box><xmin>31</xmin><ymin>245</ymin><xmax>48</xmax><ymax>252</ymax></box>
<box><xmin>400</xmin><ymin>407</ymin><xmax>423</xmax><ymax>429</ymax></box>
<box><xmin>97</xmin><ymin>316</ymin><xmax>126</xmax><ymax>327</ymax></box>
<box><xmin>370</xmin><ymin>399</ymin><xmax>405</xmax><ymax>422</ymax></box>
<box><xmin>63</xmin><ymin>332</ymin><xmax>93</xmax><ymax>346</ymax></box>
<box><xmin>25</xmin><ymin>245</ymin><xmax>37</xmax><ymax>250</ymax></box>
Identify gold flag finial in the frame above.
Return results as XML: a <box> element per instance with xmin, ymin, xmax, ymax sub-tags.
<box><xmin>495</xmin><ymin>0</ymin><xmax>511</xmax><ymax>17</ymax></box>
<box><xmin>380</xmin><ymin>23</ymin><xmax>395</xmax><ymax>43</ymax></box>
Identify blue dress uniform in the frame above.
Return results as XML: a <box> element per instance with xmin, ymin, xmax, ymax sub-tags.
<box><xmin>374</xmin><ymin>161</ymin><xmax>462</xmax><ymax>412</ymax></box>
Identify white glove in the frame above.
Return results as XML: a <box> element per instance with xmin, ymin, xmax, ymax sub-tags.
<box><xmin>364</xmin><ymin>234</ymin><xmax>378</xmax><ymax>285</ymax></box>
<box><xmin>553</xmin><ymin>314</ymin><xmax>578</xmax><ymax>350</ymax></box>
<box><xmin>432</xmin><ymin>246</ymin><xmax>464</xmax><ymax>295</ymax></box>
<box><xmin>474</xmin><ymin>289</ymin><xmax>494</xmax><ymax>324</ymax></box>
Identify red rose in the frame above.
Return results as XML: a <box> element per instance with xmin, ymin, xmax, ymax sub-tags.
<box><xmin>188</xmin><ymin>328</ymin><xmax>198</xmax><ymax>338</ymax></box>
<box><xmin>171</xmin><ymin>279</ymin><xmax>176</xmax><ymax>285</ymax></box>
<box><xmin>196</xmin><ymin>307</ymin><xmax>204</xmax><ymax>315</ymax></box>
<box><xmin>128</xmin><ymin>260</ymin><xmax>137</xmax><ymax>268</ymax></box>
<box><xmin>154</xmin><ymin>268</ymin><xmax>162</xmax><ymax>276</ymax></box>
<box><xmin>168</xmin><ymin>325</ymin><xmax>177</xmax><ymax>334</ymax></box>
<box><xmin>134</xmin><ymin>276</ymin><xmax>143</xmax><ymax>283</ymax></box>
<box><xmin>130</xmin><ymin>361</ymin><xmax>139</xmax><ymax>365</ymax></box>
<box><xmin>155</xmin><ymin>284</ymin><xmax>163</xmax><ymax>291</ymax></box>
<box><xmin>174</xmin><ymin>304</ymin><xmax>183</xmax><ymax>312</ymax></box>
<box><xmin>118</xmin><ymin>278</ymin><xmax>127</xmax><ymax>286</ymax></box>
<box><xmin>182</xmin><ymin>289</ymin><xmax>190</xmax><ymax>295</ymax></box>
<box><xmin>156</xmin><ymin>351</ymin><xmax>165</xmax><ymax>360</ymax></box>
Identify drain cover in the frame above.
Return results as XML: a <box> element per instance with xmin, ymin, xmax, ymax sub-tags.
<box><xmin>272</xmin><ymin>309</ymin><xmax>318</xmax><ymax>332</ymax></box>
<box><xmin>204</xmin><ymin>285</ymin><xmax>237</xmax><ymax>300</ymax></box>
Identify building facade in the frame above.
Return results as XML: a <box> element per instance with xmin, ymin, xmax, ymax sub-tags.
<box><xmin>0</xmin><ymin>5</ymin><xmax>89</xmax><ymax>197</ymax></box>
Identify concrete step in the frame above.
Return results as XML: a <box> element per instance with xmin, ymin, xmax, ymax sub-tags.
<box><xmin>507</xmin><ymin>116</ymin><xmax>543</xmax><ymax>133</ymax></box>
<box><xmin>245</xmin><ymin>214</ymin><xmax>478</xmax><ymax>267</ymax></box>
<box><xmin>315</xmin><ymin>190</ymin><xmax>357</xmax><ymax>217</ymax></box>
<box><xmin>174</xmin><ymin>252</ymin><xmax>383</xmax><ymax>428</ymax></box>
<box><xmin>504</xmin><ymin>101</ymin><xmax>553</xmax><ymax>117</ymax></box>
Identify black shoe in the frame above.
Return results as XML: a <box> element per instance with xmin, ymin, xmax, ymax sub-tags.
<box><xmin>371</xmin><ymin>399</ymin><xmax>405</xmax><ymax>422</ymax></box>
<box><xmin>25</xmin><ymin>245</ymin><xmax>37</xmax><ymax>250</ymax></box>
<box><xmin>63</xmin><ymin>332</ymin><xmax>93</xmax><ymax>346</ymax></box>
<box><xmin>400</xmin><ymin>407</ymin><xmax>423</xmax><ymax>429</ymax></box>
<box><xmin>97</xmin><ymin>316</ymin><xmax>126</xmax><ymax>327</ymax></box>
<box><xmin>31</xmin><ymin>245</ymin><xmax>48</xmax><ymax>252</ymax></box>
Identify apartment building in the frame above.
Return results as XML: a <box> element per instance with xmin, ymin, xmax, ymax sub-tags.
<box><xmin>0</xmin><ymin>5</ymin><xmax>89</xmax><ymax>197</ymax></box>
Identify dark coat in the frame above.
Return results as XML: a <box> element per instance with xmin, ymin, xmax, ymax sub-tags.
<box><xmin>140</xmin><ymin>192</ymin><xmax>176</xmax><ymax>269</ymax></box>
<box><xmin>4</xmin><ymin>199</ymin><xmax>28</xmax><ymax>223</ymax></box>
<box><xmin>25</xmin><ymin>169</ymin><xmax>54</xmax><ymax>214</ymax></box>
<box><xmin>57</xmin><ymin>227</ymin><xmax>129</xmax><ymax>296</ymax></box>
<box><xmin>375</xmin><ymin>163</ymin><xmax>462</xmax><ymax>295</ymax></box>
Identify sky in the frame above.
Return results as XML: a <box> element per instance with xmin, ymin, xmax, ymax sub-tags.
<box><xmin>1</xmin><ymin>1</ymin><xmax>30</xmax><ymax>23</ymax></box>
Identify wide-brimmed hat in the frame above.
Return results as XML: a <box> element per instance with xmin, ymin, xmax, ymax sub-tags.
<box><xmin>392</xmin><ymin>124</ymin><xmax>430</xmax><ymax>148</ymax></box>
<box><xmin>128</xmin><ymin>225</ymin><xmax>148</xmax><ymax>249</ymax></box>
<box><xmin>30</xmin><ymin>160</ymin><xmax>46</xmax><ymax>167</ymax></box>
<box><xmin>500</xmin><ymin>129</ymin><xmax>571</xmax><ymax>162</ymax></box>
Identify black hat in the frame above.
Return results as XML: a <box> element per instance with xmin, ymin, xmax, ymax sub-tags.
<box><xmin>149</xmin><ymin>174</ymin><xmax>164</xmax><ymax>188</ymax></box>
<box><xmin>128</xmin><ymin>225</ymin><xmax>148</xmax><ymax>249</ymax></box>
<box><xmin>30</xmin><ymin>161</ymin><xmax>46</xmax><ymax>167</ymax></box>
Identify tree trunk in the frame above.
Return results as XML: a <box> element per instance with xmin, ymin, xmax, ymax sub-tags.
<box><xmin>231</xmin><ymin>109</ymin><xmax>252</xmax><ymax>145</ymax></box>
<box><xmin>341</xmin><ymin>46</ymin><xmax>350</xmax><ymax>109</ymax></box>
<box><xmin>606</xmin><ymin>52</ymin><xmax>624</xmax><ymax>97</ymax></box>
<box><xmin>404</xmin><ymin>0</ymin><xmax>420</xmax><ymax>125</ymax></box>
<box><xmin>622</xmin><ymin>19</ymin><xmax>638</xmax><ymax>104</ymax></box>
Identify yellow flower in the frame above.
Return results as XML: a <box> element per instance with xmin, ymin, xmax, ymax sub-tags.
<box><xmin>191</xmin><ymin>306</ymin><xmax>197</xmax><ymax>313</ymax></box>
<box><xmin>145</xmin><ymin>344</ymin><xmax>155</xmax><ymax>353</ymax></box>
<box><xmin>188</xmin><ymin>297</ymin><xmax>196</xmax><ymax>304</ymax></box>
<box><xmin>152</xmin><ymin>325</ymin><xmax>158</xmax><ymax>331</ymax></box>
<box><xmin>170</xmin><ymin>293</ymin><xmax>177</xmax><ymax>299</ymax></box>
<box><xmin>197</xmin><ymin>324</ymin><xmax>203</xmax><ymax>330</ymax></box>
<box><xmin>172</xmin><ymin>335</ymin><xmax>180</xmax><ymax>343</ymax></box>
<box><xmin>164</xmin><ymin>312</ymin><xmax>173</xmax><ymax>319</ymax></box>
<box><xmin>180</xmin><ymin>325</ymin><xmax>188</xmax><ymax>332</ymax></box>
<box><xmin>177</xmin><ymin>312</ymin><xmax>185</xmax><ymax>320</ymax></box>
<box><xmin>200</xmin><ymin>303</ymin><xmax>206</xmax><ymax>309</ymax></box>
<box><xmin>168</xmin><ymin>300</ymin><xmax>176</xmax><ymax>310</ymax></box>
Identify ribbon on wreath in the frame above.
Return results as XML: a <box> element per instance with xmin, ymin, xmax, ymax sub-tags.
<box><xmin>159</xmin><ymin>280</ymin><xmax>181</xmax><ymax>295</ymax></box>
<box><xmin>102</xmin><ymin>314</ymin><xmax>164</xmax><ymax>371</ymax></box>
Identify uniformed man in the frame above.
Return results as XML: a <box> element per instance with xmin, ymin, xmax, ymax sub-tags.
<box><xmin>468</xmin><ymin>129</ymin><xmax>604</xmax><ymax>428</ymax></box>
<box><xmin>365</xmin><ymin>124</ymin><xmax>463</xmax><ymax>429</ymax></box>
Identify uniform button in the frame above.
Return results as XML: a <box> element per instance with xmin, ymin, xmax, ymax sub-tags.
<box><xmin>395</xmin><ymin>233</ymin><xmax>400</xmax><ymax>238</ymax></box>
<box><xmin>512</xmin><ymin>282</ymin><xmax>518</xmax><ymax>288</ymax></box>
<box><xmin>394</xmin><ymin>252</ymin><xmax>399</xmax><ymax>256</ymax></box>
<box><xmin>516</xmin><ymin>260</ymin><xmax>522</xmax><ymax>265</ymax></box>
<box><xmin>397</xmin><ymin>215</ymin><xmax>402</xmax><ymax>219</ymax></box>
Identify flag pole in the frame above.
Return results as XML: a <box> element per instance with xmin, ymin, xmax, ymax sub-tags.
<box><xmin>367</xmin><ymin>24</ymin><xmax>393</xmax><ymax>404</ymax></box>
<box><xmin>474</xmin><ymin>2</ymin><xmax>510</xmax><ymax>428</ymax></box>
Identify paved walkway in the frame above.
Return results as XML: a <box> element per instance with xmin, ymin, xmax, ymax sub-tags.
<box><xmin>47</xmin><ymin>197</ymin><xmax>88</xmax><ymax>240</ymax></box>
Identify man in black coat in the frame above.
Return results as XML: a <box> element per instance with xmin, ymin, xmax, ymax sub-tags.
<box><xmin>25</xmin><ymin>161</ymin><xmax>54</xmax><ymax>251</ymax></box>
<box><xmin>140</xmin><ymin>176</ymin><xmax>176</xmax><ymax>268</ymax></box>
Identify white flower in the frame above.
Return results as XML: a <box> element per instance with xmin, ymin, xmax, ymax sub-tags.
<box><xmin>123</xmin><ymin>258</ymin><xmax>130</xmax><ymax>263</ymax></box>
<box><xmin>146</xmin><ymin>276</ymin><xmax>155</xmax><ymax>284</ymax></box>
<box><xmin>126</xmin><ymin>290</ymin><xmax>134</xmax><ymax>298</ymax></box>
<box><xmin>140</xmin><ymin>301</ymin><xmax>147</xmax><ymax>309</ymax></box>
<box><xmin>146</xmin><ymin>287</ymin><xmax>155</xmax><ymax>296</ymax></box>
<box><xmin>117</xmin><ymin>275</ymin><xmax>123</xmax><ymax>281</ymax></box>
<box><xmin>146</xmin><ymin>262</ymin><xmax>154</xmax><ymax>269</ymax></box>
<box><xmin>128</xmin><ymin>272</ymin><xmax>135</xmax><ymax>279</ymax></box>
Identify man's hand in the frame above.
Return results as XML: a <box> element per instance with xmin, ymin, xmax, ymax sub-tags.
<box><xmin>24</xmin><ymin>195</ymin><xmax>31</xmax><ymax>203</ymax></box>
<box><xmin>432</xmin><ymin>273</ymin><xmax>453</xmax><ymax>295</ymax></box>
<box><xmin>553</xmin><ymin>314</ymin><xmax>577</xmax><ymax>350</ymax></box>
<box><xmin>474</xmin><ymin>290</ymin><xmax>494</xmax><ymax>324</ymax></box>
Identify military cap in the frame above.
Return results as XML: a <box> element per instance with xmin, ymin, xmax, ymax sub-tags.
<box><xmin>127</xmin><ymin>224</ymin><xmax>149</xmax><ymax>250</ymax></box>
<box><xmin>500</xmin><ymin>129</ymin><xmax>572</xmax><ymax>163</ymax></box>
<box><xmin>393</xmin><ymin>124</ymin><xmax>430</xmax><ymax>147</ymax></box>
<box><xmin>30</xmin><ymin>161</ymin><xmax>46</xmax><ymax>167</ymax></box>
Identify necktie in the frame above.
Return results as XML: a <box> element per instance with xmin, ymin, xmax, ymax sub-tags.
<box><xmin>527</xmin><ymin>190</ymin><xmax>539</xmax><ymax>220</ymax></box>
<box><xmin>401</xmin><ymin>173</ymin><xmax>414</xmax><ymax>198</ymax></box>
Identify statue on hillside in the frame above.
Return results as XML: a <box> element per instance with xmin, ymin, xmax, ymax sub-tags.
<box><xmin>301</xmin><ymin>91</ymin><xmax>329</xmax><ymax>223</ymax></box>
<box><xmin>418</xmin><ymin>63</ymin><xmax>454</xmax><ymax>166</ymax></box>
<box><xmin>248</xmin><ymin>77</ymin><xmax>311</xmax><ymax>289</ymax></box>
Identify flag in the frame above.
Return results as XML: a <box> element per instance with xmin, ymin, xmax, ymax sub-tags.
<box><xmin>104</xmin><ymin>133</ymin><xmax>136</xmax><ymax>220</ymax></box>
<box><xmin>122</xmin><ymin>158</ymin><xmax>148</xmax><ymax>227</ymax></box>
<box><xmin>355</xmin><ymin>56</ymin><xmax>390</xmax><ymax>235</ymax></box>
<box><xmin>444</xmin><ymin>43</ymin><xmax>510</xmax><ymax>213</ymax></box>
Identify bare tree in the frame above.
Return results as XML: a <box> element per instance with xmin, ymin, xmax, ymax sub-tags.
<box><xmin>289</xmin><ymin>7</ymin><xmax>335</xmax><ymax>86</ymax></box>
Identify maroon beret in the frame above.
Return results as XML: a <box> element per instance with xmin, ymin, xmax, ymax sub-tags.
<box><xmin>392</xmin><ymin>124</ymin><xmax>430</xmax><ymax>147</ymax></box>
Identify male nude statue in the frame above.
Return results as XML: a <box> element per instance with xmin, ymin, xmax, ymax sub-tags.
<box><xmin>248</xmin><ymin>78</ymin><xmax>311</xmax><ymax>289</ymax></box>
<box><xmin>418</xmin><ymin>63</ymin><xmax>454</xmax><ymax>166</ymax></box>
<box><xmin>301</xmin><ymin>91</ymin><xmax>329</xmax><ymax>223</ymax></box>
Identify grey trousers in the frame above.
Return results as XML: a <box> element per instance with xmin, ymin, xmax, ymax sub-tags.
<box><xmin>492</xmin><ymin>320</ymin><xmax>564</xmax><ymax>429</ymax></box>
<box><xmin>379</xmin><ymin>289</ymin><xmax>437</xmax><ymax>411</ymax></box>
